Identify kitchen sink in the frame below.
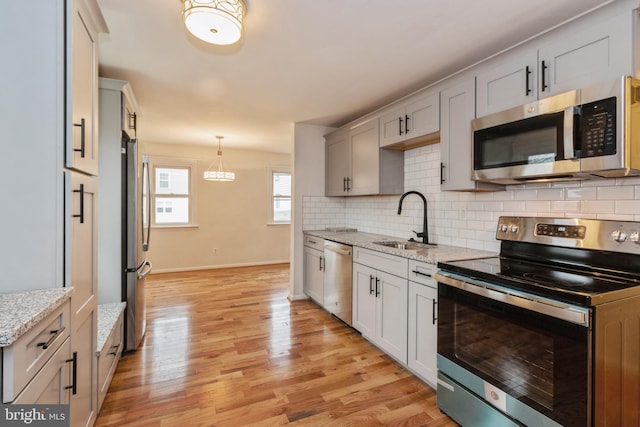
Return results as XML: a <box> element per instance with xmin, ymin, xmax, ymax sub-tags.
<box><xmin>372</xmin><ymin>240</ymin><xmax>436</xmax><ymax>251</ymax></box>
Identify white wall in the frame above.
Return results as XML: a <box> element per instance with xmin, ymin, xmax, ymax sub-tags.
<box><xmin>142</xmin><ymin>141</ymin><xmax>291</xmax><ymax>273</ymax></box>
<box><xmin>303</xmin><ymin>143</ymin><xmax>640</xmax><ymax>254</ymax></box>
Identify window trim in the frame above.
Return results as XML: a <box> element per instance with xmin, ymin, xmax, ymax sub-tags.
<box><xmin>149</xmin><ymin>156</ymin><xmax>198</xmax><ymax>228</ymax></box>
<box><xmin>268</xmin><ymin>167</ymin><xmax>291</xmax><ymax>225</ymax></box>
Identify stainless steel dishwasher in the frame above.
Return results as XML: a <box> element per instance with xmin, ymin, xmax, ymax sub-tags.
<box><xmin>323</xmin><ymin>240</ymin><xmax>353</xmax><ymax>325</ymax></box>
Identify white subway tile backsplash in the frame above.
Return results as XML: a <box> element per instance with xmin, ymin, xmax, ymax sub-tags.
<box><xmin>302</xmin><ymin>144</ymin><xmax>640</xmax><ymax>250</ymax></box>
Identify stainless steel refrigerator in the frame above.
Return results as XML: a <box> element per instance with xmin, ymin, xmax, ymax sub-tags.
<box><xmin>122</xmin><ymin>133</ymin><xmax>152</xmax><ymax>351</ymax></box>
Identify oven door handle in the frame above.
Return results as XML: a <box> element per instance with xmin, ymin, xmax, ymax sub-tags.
<box><xmin>435</xmin><ymin>272</ymin><xmax>590</xmax><ymax>326</ymax></box>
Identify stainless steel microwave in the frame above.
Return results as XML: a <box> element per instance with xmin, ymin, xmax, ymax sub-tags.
<box><xmin>472</xmin><ymin>76</ymin><xmax>640</xmax><ymax>184</ymax></box>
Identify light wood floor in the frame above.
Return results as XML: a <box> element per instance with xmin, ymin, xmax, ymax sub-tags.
<box><xmin>95</xmin><ymin>264</ymin><xmax>457</xmax><ymax>426</ymax></box>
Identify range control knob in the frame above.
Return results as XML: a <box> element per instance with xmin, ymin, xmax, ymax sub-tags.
<box><xmin>498</xmin><ymin>224</ymin><xmax>508</xmax><ymax>232</ymax></box>
<box><xmin>630</xmin><ymin>232</ymin><xmax>640</xmax><ymax>244</ymax></box>
<box><xmin>611</xmin><ymin>230</ymin><xmax>628</xmax><ymax>243</ymax></box>
<box><xmin>509</xmin><ymin>224</ymin><xmax>519</xmax><ymax>233</ymax></box>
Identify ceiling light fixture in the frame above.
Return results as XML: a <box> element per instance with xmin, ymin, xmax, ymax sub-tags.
<box><xmin>204</xmin><ymin>136</ymin><xmax>236</xmax><ymax>181</ymax></box>
<box><xmin>182</xmin><ymin>0</ymin><xmax>246</xmax><ymax>45</ymax></box>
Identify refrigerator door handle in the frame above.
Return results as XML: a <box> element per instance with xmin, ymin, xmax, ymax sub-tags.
<box><xmin>137</xmin><ymin>260</ymin><xmax>153</xmax><ymax>279</ymax></box>
<box><xmin>142</xmin><ymin>155</ymin><xmax>151</xmax><ymax>252</ymax></box>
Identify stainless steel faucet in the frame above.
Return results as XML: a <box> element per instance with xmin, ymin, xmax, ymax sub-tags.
<box><xmin>397</xmin><ymin>190</ymin><xmax>430</xmax><ymax>245</ymax></box>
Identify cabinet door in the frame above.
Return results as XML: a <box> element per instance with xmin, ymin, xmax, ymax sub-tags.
<box><xmin>67</xmin><ymin>171</ymin><xmax>98</xmax><ymax>427</ymax></box>
<box><xmin>440</xmin><ymin>78</ymin><xmax>476</xmax><ymax>191</ymax></box>
<box><xmin>67</xmin><ymin>0</ymin><xmax>98</xmax><ymax>175</ymax></box>
<box><xmin>476</xmin><ymin>50</ymin><xmax>538</xmax><ymax>117</ymax></box>
<box><xmin>376</xmin><ymin>270</ymin><xmax>408</xmax><ymax>364</ymax></box>
<box><xmin>303</xmin><ymin>247</ymin><xmax>324</xmax><ymax>304</ymax></box>
<box><xmin>379</xmin><ymin>105</ymin><xmax>405</xmax><ymax>147</ymax></box>
<box><xmin>408</xmin><ymin>281</ymin><xmax>437</xmax><ymax>387</ymax></box>
<box><xmin>539</xmin><ymin>10</ymin><xmax>632</xmax><ymax>97</ymax></box>
<box><xmin>352</xmin><ymin>263</ymin><xmax>377</xmax><ymax>339</ymax></box>
<box><xmin>405</xmin><ymin>92</ymin><xmax>439</xmax><ymax>138</ymax></box>
<box><xmin>349</xmin><ymin>118</ymin><xmax>380</xmax><ymax>195</ymax></box>
<box><xmin>325</xmin><ymin>131</ymin><xmax>349</xmax><ymax>196</ymax></box>
<box><xmin>12</xmin><ymin>338</ymin><xmax>71</xmax><ymax>405</ymax></box>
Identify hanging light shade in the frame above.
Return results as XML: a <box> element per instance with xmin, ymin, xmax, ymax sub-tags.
<box><xmin>182</xmin><ymin>0</ymin><xmax>246</xmax><ymax>45</ymax></box>
<box><xmin>204</xmin><ymin>136</ymin><xmax>236</xmax><ymax>181</ymax></box>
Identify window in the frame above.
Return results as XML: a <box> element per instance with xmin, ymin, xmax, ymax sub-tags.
<box><xmin>270</xmin><ymin>170</ymin><xmax>291</xmax><ymax>224</ymax></box>
<box><xmin>150</xmin><ymin>158</ymin><xmax>197</xmax><ymax>227</ymax></box>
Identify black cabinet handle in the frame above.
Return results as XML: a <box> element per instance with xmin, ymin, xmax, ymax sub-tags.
<box><xmin>73</xmin><ymin>183</ymin><xmax>85</xmax><ymax>224</ymax></box>
<box><xmin>405</xmin><ymin>114</ymin><xmax>410</xmax><ymax>134</ymax></box>
<box><xmin>525</xmin><ymin>65</ymin><xmax>532</xmax><ymax>95</ymax></box>
<box><xmin>411</xmin><ymin>269</ymin><xmax>432</xmax><ymax>278</ymax></box>
<box><xmin>398</xmin><ymin>117</ymin><xmax>403</xmax><ymax>135</ymax></box>
<box><xmin>37</xmin><ymin>328</ymin><xmax>65</xmax><ymax>350</ymax></box>
<box><xmin>375</xmin><ymin>277</ymin><xmax>380</xmax><ymax>297</ymax></box>
<box><xmin>65</xmin><ymin>352</ymin><xmax>77</xmax><ymax>395</ymax></box>
<box><xmin>440</xmin><ymin>162</ymin><xmax>446</xmax><ymax>184</ymax></box>
<box><xmin>73</xmin><ymin>118</ymin><xmax>86</xmax><ymax>158</ymax></box>
<box><xmin>369</xmin><ymin>275</ymin><xmax>374</xmax><ymax>295</ymax></box>
<box><xmin>345</xmin><ymin>177</ymin><xmax>351</xmax><ymax>191</ymax></box>
<box><xmin>541</xmin><ymin>60</ymin><xmax>548</xmax><ymax>92</ymax></box>
<box><xmin>319</xmin><ymin>256</ymin><xmax>324</xmax><ymax>272</ymax></box>
<box><xmin>432</xmin><ymin>300</ymin><xmax>438</xmax><ymax>325</ymax></box>
<box><xmin>108</xmin><ymin>344</ymin><xmax>120</xmax><ymax>356</ymax></box>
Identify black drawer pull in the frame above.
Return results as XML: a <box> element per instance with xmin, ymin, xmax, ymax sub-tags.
<box><xmin>108</xmin><ymin>344</ymin><xmax>120</xmax><ymax>356</ymax></box>
<box><xmin>37</xmin><ymin>327</ymin><xmax>64</xmax><ymax>350</ymax></box>
<box><xmin>412</xmin><ymin>269</ymin><xmax>433</xmax><ymax>278</ymax></box>
<box><xmin>432</xmin><ymin>300</ymin><xmax>438</xmax><ymax>325</ymax></box>
<box><xmin>65</xmin><ymin>352</ymin><xmax>77</xmax><ymax>395</ymax></box>
<box><xmin>73</xmin><ymin>118</ymin><xmax>86</xmax><ymax>158</ymax></box>
<box><xmin>73</xmin><ymin>183</ymin><xmax>85</xmax><ymax>224</ymax></box>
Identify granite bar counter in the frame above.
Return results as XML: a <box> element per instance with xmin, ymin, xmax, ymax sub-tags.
<box><xmin>0</xmin><ymin>288</ymin><xmax>74</xmax><ymax>347</ymax></box>
<box><xmin>304</xmin><ymin>230</ymin><xmax>495</xmax><ymax>264</ymax></box>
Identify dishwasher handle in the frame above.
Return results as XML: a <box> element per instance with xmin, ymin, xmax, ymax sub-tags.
<box><xmin>324</xmin><ymin>240</ymin><xmax>352</xmax><ymax>257</ymax></box>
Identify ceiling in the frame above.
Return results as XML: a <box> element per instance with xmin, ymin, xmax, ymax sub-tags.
<box><xmin>97</xmin><ymin>0</ymin><xmax>612</xmax><ymax>154</ymax></box>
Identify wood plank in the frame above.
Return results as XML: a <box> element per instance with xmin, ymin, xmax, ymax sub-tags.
<box><xmin>95</xmin><ymin>264</ymin><xmax>457</xmax><ymax>426</ymax></box>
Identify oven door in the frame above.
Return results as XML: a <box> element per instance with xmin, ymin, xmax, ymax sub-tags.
<box><xmin>436</xmin><ymin>272</ymin><xmax>591</xmax><ymax>427</ymax></box>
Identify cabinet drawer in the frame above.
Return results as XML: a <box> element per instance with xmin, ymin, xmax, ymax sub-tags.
<box><xmin>3</xmin><ymin>300</ymin><xmax>71</xmax><ymax>403</ymax></box>
<box><xmin>12</xmin><ymin>337</ymin><xmax>71</xmax><ymax>404</ymax></box>
<box><xmin>97</xmin><ymin>312</ymin><xmax>124</xmax><ymax>411</ymax></box>
<box><xmin>353</xmin><ymin>247</ymin><xmax>408</xmax><ymax>278</ymax></box>
<box><xmin>408</xmin><ymin>260</ymin><xmax>437</xmax><ymax>288</ymax></box>
<box><xmin>303</xmin><ymin>235</ymin><xmax>324</xmax><ymax>251</ymax></box>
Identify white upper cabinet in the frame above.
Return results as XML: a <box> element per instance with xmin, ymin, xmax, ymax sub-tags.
<box><xmin>325</xmin><ymin>118</ymin><xmax>404</xmax><ymax>196</ymax></box>
<box><xmin>379</xmin><ymin>91</ymin><xmax>439</xmax><ymax>148</ymax></box>
<box><xmin>476</xmin><ymin>4</ymin><xmax>639</xmax><ymax>117</ymax></box>
<box><xmin>66</xmin><ymin>0</ymin><xmax>101</xmax><ymax>176</ymax></box>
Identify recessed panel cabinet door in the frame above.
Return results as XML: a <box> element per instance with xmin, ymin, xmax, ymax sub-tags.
<box><xmin>376</xmin><ymin>270</ymin><xmax>408</xmax><ymax>364</ymax></box>
<box><xmin>325</xmin><ymin>131</ymin><xmax>349</xmax><ymax>196</ymax></box>
<box><xmin>352</xmin><ymin>263</ymin><xmax>377</xmax><ymax>340</ymax></box>
<box><xmin>67</xmin><ymin>0</ymin><xmax>98</xmax><ymax>175</ymax></box>
<box><xmin>349</xmin><ymin>119</ymin><xmax>379</xmax><ymax>196</ymax></box>
<box><xmin>66</xmin><ymin>171</ymin><xmax>97</xmax><ymax>427</ymax></box>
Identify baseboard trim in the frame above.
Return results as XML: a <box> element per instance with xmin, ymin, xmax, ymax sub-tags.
<box><xmin>150</xmin><ymin>260</ymin><xmax>290</xmax><ymax>274</ymax></box>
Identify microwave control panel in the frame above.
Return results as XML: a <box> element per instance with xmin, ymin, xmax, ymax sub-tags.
<box><xmin>579</xmin><ymin>97</ymin><xmax>616</xmax><ymax>158</ymax></box>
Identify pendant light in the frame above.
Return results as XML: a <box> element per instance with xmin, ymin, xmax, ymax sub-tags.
<box><xmin>204</xmin><ymin>136</ymin><xmax>235</xmax><ymax>181</ymax></box>
<box><xmin>182</xmin><ymin>0</ymin><xmax>246</xmax><ymax>45</ymax></box>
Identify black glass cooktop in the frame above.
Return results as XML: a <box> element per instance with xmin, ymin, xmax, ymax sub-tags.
<box><xmin>438</xmin><ymin>256</ymin><xmax>640</xmax><ymax>307</ymax></box>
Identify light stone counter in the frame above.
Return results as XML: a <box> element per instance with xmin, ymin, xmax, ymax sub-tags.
<box><xmin>303</xmin><ymin>230</ymin><xmax>496</xmax><ymax>264</ymax></box>
<box><xmin>0</xmin><ymin>288</ymin><xmax>74</xmax><ymax>347</ymax></box>
<box><xmin>97</xmin><ymin>302</ymin><xmax>127</xmax><ymax>356</ymax></box>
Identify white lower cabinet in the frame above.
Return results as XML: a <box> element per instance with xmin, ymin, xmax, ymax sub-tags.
<box><xmin>407</xmin><ymin>260</ymin><xmax>438</xmax><ymax>387</ymax></box>
<box><xmin>303</xmin><ymin>236</ymin><xmax>324</xmax><ymax>304</ymax></box>
<box><xmin>352</xmin><ymin>248</ymin><xmax>408</xmax><ymax>364</ymax></box>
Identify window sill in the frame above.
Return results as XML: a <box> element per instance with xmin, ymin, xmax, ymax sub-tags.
<box><xmin>152</xmin><ymin>224</ymin><xmax>199</xmax><ymax>230</ymax></box>
<box><xmin>267</xmin><ymin>222</ymin><xmax>291</xmax><ymax>226</ymax></box>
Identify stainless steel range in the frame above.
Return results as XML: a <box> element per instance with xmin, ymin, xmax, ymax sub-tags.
<box><xmin>435</xmin><ymin>216</ymin><xmax>640</xmax><ymax>427</ymax></box>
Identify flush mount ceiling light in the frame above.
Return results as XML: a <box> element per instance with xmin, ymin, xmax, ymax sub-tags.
<box><xmin>204</xmin><ymin>136</ymin><xmax>236</xmax><ymax>181</ymax></box>
<box><xmin>182</xmin><ymin>0</ymin><xmax>246</xmax><ymax>45</ymax></box>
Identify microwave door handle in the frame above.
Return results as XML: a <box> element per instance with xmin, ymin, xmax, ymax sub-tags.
<box><xmin>563</xmin><ymin>106</ymin><xmax>578</xmax><ymax>159</ymax></box>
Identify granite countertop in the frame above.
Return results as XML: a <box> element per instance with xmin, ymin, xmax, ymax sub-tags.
<box><xmin>97</xmin><ymin>302</ymin><xmax>127</xmax><ymax>356</ymax></box>
<box><xmin>304</xmin><ymin>230</ymin><xmax>495</xmax><ymax>264</ymax></box>
<box><xmin>0</xmin><ymin>288</ymin><xmax>74</xmax><ymax>347</ymax></box>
